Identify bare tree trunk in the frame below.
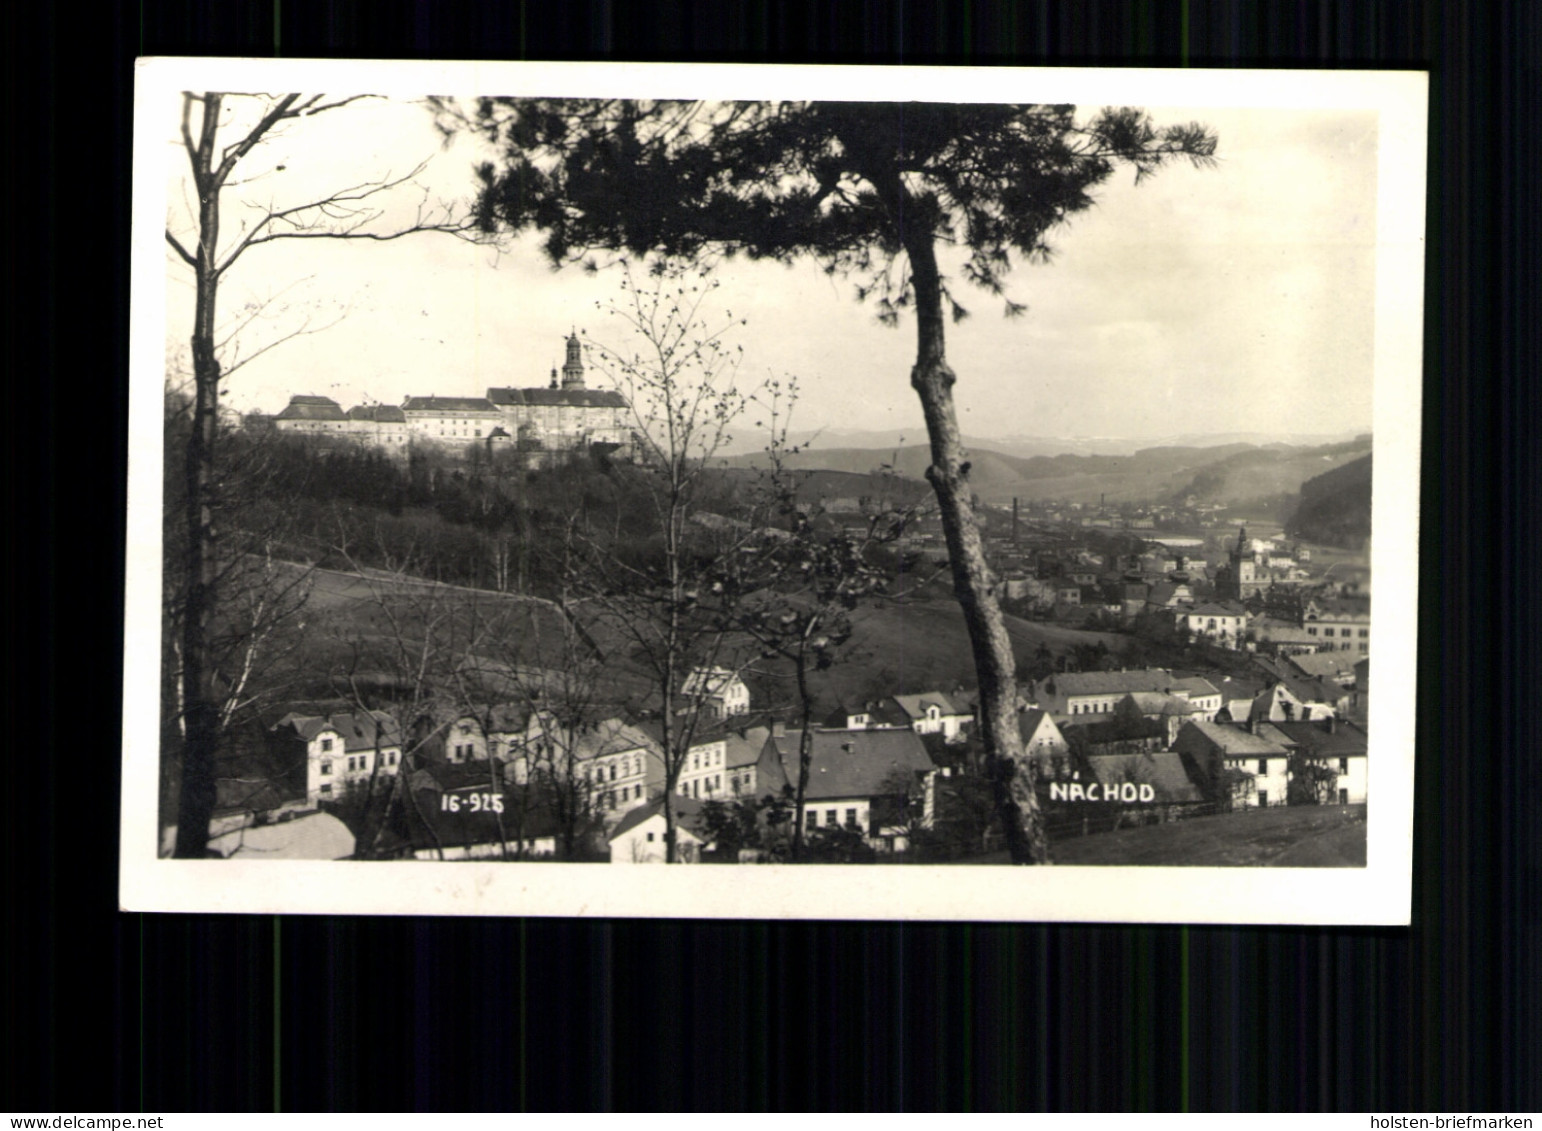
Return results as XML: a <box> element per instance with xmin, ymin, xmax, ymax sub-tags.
<box><xmin>899</xmin><ymin>220</ymin><xmax>1051</xmax><ymax>865</ymax></box>
<box><xmin>173</xmin><ymin>96</ymin><xmax>227</xmax><ymax>858</ymax></box>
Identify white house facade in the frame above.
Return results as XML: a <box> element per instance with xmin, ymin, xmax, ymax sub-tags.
<box><xmin>681</xmin><ymin>666</ymin><xmax>751</xmax><ymax>720</ymax></box>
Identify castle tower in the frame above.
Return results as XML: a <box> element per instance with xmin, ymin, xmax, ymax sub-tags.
<box><xmin>561</xmin><ymin>332</ymin><xmax>585</xmax><ymax>390</ymax></box>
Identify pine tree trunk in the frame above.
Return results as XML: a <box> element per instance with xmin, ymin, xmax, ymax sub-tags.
<box><xmin>898</xmin><ymin>223</ymin><xmax>1051</xmax><ymax>865</ymax></box>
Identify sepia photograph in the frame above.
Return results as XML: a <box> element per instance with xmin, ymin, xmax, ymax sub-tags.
<box><xmin>121</xmin><ymin>59</ymin><xmax>1425</xmax><ymax>922</ymax></box>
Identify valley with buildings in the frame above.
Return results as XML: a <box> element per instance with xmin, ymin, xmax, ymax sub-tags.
<box><xmin>163</xmin><ymin>340</ymin><xmax>1372</xmax><ymax>867</ymax></box>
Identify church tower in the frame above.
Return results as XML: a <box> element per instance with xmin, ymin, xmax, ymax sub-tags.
<box><xmin>561</xmin><ymin>332</ymin><xmax>585</xmax><ymax>390</ymax></box>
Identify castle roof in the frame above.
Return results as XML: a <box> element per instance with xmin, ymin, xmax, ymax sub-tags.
<box><xmin>486</xmin><ymin>386</ymin><xmax>628</xmax><ymax>409</ymax></box>
<box><xmin>402</xmin><ymin>396</ymin><xmax>500</xmax><ymax>414</ymax></box>
<box><xmin>346</xmin><ymin>404</ymin><xmax>407</xmax><ymax>423</ymax></box>
<box><xmin>275</xmin><ymin>396</ymin><xmax>346</xmax><ymax>421</ymax></box>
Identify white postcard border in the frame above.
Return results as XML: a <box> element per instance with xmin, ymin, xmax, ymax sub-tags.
<box><xmin>122</xmin><ymin>59</ymin><xmax>1426</xmax><ymax>923</ymax></box>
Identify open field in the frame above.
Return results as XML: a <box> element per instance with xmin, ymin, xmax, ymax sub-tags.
<box><xmin>278</xmin><ymin>559</ymin><xmax>1127</xmax><ymax>710</ymax></box>
<box><xmin>259</xmin><ymin>561</ymin><xmax>610</xmax><ymax>699</ymax></box>
<box><xmin>733</xmin><ymin>594</ymin><xmax>1127</xmax><ymax>712</ymax></box>
<box><xmin>1047</xmin><ymin>804</ymin><xmax>1367</xmax><ymax>867</ymax></box>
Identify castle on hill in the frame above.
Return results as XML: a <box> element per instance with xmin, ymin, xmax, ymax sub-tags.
<box><xmin>269</xmin><ymin>332</ymin><xmax>632</xmax><ymax>459</ymax></box>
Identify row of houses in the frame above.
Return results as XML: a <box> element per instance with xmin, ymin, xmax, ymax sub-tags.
<box><xmin>192</xmin><ymin>652</ymin><xmax>1367</xmax><ymax>861</ymax></box>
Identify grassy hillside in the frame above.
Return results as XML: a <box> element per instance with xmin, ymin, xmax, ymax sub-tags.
<box><xmin>734</xmin><ymin>595</ymin><xmax>1126</xmax><ymax>716</ymax></box>
<box><xmin>1044</xmin><ymin>805</ymin><xmax>1367</xmax><ymax>866</ymax></box>
<box><xmin>1285</xmin><ymin>454</ymin><xmax>1373</xmax><ymax>549</ymax></box>
<box><xmin>1171</xmin><ymin>444</ymin><xmax>1371</xmax><ymax>509</ymax></box>
<box><xmin>263</xmin><ymin>562</ymin><xmax>613</xmax><ymax>702</ymax></box>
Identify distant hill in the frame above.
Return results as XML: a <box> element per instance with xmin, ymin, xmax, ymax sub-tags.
<box><xmin>719</xmin><ymin>436</ymin><xmax>1374</xmax><ymax>507</ymax></box>
<box><xmin>715</xmin><ymin>428</ymin><xmax>1369</xmax><ymax>459</ymax></box>
<box><xmin>1166</xmin><ymin>439</ymin><xmax>1372</xmax><ymax>509</ymax></box>
<box><xmin>1284</xmin><ymin>454</ymin><xmax>1373</xmax><ymax>549</ymax></box>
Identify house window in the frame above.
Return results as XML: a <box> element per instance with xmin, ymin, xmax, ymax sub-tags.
<box><xmin>647</xmin><ymin>832</ymin><xmax>654</xmax><ymax>842</ymax></box>
<box><xmin>320</xmin><ymin>761</ymin><xmax>332</xmax><ymax>775</ymax></box>
<box><xmin>320</xmin><ymin>738</ymin><xmax>333</xmax><ymax>752</ymax></box>
<box><xmin>1258</xmin><ymin>759</ymin><xmax>1268</xmax><ymax>775</ymax></box>
<box><xmin>1339</xmin><ymin>758</ymin><xmax>1349</xmax><ymax>774</ymax></box>
<box><xmin>1359</xmin><ymin>629</ymin><xmax>1369</xmax><ymax>638</ymax></box>
<box><xmin>320</xmin><ymin>784</ymin><xmax>332</xmax><ymax>795</ymax></box>
<box><xmin>1307</xmin><ymin>627</ymin><xmax>1317</xmax><ymax>635</ymax></box>
<box><xmin>1359</xmin><ymin>644</ymin><xmax>1369</xmax><ymax>653</ymax></box>
<box><xmin>846</xmin><ymin>808</ymin><xmax>858</xmax><ymax>827</ymax></box>
<box><xmin>1323</xmin><ymin>628</ymin><xmax>1334</xmax><ymax>638</ymax></box>
<box><xmin>827</xmin><ymin>809</ymin><xmax>838</xmax><ymax>826</ymax></box>
<box><xmin>1257</xmin><ymin>790</ymin><xmax>1268</xmax><ymax>807</ymax></box>
<box><xmin>806</xmin><ymin>811</ymin><xmax>817</xmax><ymax>830</ymax></box>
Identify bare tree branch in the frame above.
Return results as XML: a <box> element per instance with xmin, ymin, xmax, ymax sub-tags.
<box><xmin>165</xmin><ymin>230</ymin><xmax>197</xmax><ymax>268</ymax></box>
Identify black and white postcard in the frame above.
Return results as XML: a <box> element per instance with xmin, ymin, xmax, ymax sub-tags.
<box><xmin>122</xmin><ymin>59</ymin><xmax>1426</xmax><ymax>922</ymax></box>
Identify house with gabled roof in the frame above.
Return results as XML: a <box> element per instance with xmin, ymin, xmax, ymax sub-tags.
<box><xmin>758</xmin><ymin>727</ymin><xmax>937</xmax><ymax>849</ymax></box>
<box><xmin>1261</xmin><ymin>718</ymin><xmax>1369</xmax><ymax>804</ymax></box>
<box><xmin>1300</xmin><ymin>594</ymin><xmax>1372</xmax><ymax>656</ymax></box>
<box><xmin>1018</xmin><ymin>709</ymin><xmax>1072</xmax><ymax>780</ymax></box>
<box><xmin>270</xmin><ymin>710</ymin><xmax>403</xmax><ymax>806</ymax></box>
<box><xmin>1032</xmin><ymin>669</ymin><xmax>1220</xmax><ymax>720</ymax></box>
<box><xmin>823</xmin><ymin>699</ymin><xmax>880</xmax><ymax>731</ymax></box>
<box><xmin>1182</xmin><ymin>601</ymin><xmax>1250</xmax><ymax>649</ymax></box>
<box><xmin>572</xmin><ymin>717</ymin><xmax>665</xmax><ymax>823</ymax></box>
<box><xmin>1172</xmin><ymin>719</ymin><xmax>1291</xmax><ymax>809</ymax></box>
<box><xmin>681</xmin><ymin>666</ymin><xmax>751</xmax><ymax>721</ymax></box>
<box><xmin>723</xmin><ymin>725</ymin><xmax>771</xmax><ymax>798</ymax></box>
<box><xmin>1209</xmin><ymin>675</ymin><xmax>1266</xmax><ymax>724</ymax></box>
<box><xmin>608</xmin><ymin>797</ymin><xmax>711</xmax><ymax>864</ymax></box>
<box><xmin>1248</xmin><ymin>677</ymin><xmax>1342</xmax><ymax>725</ymax></box>
<box><xmin>1085</xmin><ymin>751</ymin><xmax>1206</xmax><ymax>807</ymax></box>
<box><xmin>1286</xmin><ymin>650</ymin><xmax>1361</xmax><ymax>686</ymax></box>
<box><xmin>878</xmin><ymin>691</ymin><xmax>973</xmax><ymax>741</ymax></box>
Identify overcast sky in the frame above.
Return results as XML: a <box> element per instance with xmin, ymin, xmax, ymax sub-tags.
<box><xmin>163</xmin><ymin>96</ymin><xmax>1379</xmax><ymax>447</ymax></box>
